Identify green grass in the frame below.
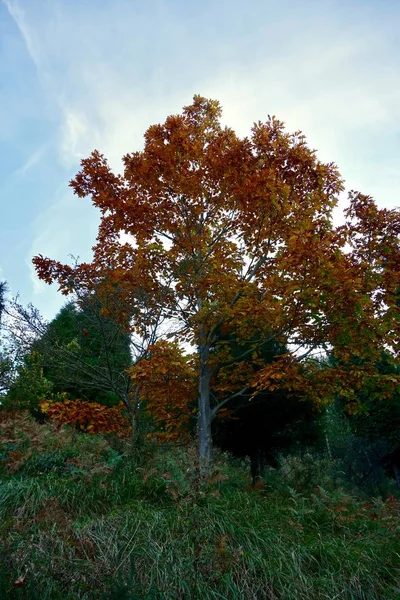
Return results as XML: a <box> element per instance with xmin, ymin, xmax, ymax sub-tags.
<box><xmin>0</xmin><ymin>411</ymin><xmax>399</xmax><ymax>599</ymax></box>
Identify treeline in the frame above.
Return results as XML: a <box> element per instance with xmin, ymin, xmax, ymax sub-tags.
<box><xmin>1</xmin><ymin>286</ymin><xmax>399</xmax><ymax>493</ymax></box>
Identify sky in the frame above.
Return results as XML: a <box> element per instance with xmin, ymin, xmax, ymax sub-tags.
<box><xmin>0</xmin><ymin>0</ymin><xmax>399</xmax><ymax>322</ymax></box>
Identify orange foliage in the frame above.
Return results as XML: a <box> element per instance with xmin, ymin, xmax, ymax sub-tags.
<box><xmin>39</xmin><ymin>397</ymin><xmax>130</xmax><ymax>436</ymax></box>
<box><xmin>128</xmin><ymin>341</ymin><xmax>196</xmax><ymax>443</ymax></box>
<box><xmin>32</xmin><ymin>95</ymin><xmax>400</xmax><ymax>450</ymax></box>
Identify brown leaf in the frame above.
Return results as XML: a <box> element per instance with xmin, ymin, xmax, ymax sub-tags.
<box><xmin>14</xmin><ymin>572</ymin><xmax>27</xmax><ymax>587</ymax></box>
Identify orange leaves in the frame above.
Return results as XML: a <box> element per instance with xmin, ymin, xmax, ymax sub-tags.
<box><xmin>32</xmin><ymin>96</ymin><xmax>353</xmax><ymax>357</ymax></box>
<box><xmin>31</xmin><ymin>94</ymin><xmax>400</xmax><ymax>442</ymax></box>
<box><xmin>251</xmin><ymin>356</ymin><xmax>305</xmax><ymax>394</ymax></box>
<box><xmin>39</xmin><ymin>398</ymin><xmax>130</xmax><ymax>436</ymax></box>
<box><xmin>128</xmin><ymin>341</ymin><xmax>196</xmax><ymax>443</ymax></box>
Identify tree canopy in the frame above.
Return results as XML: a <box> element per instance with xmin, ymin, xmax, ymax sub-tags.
<box><xmin>33</xmin><ymin>95</ymin><xmax>400</xmax><ymax>465</ymax></box>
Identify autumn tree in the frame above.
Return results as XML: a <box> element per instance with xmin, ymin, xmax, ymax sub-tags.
<box><xmin>128</xmin><ymin>340</ymin><xmax>196</xmax><ymax>444</ymax></box>
<box><xmin>33</xmin><ymin>95</ymin><xmax>400</xmax><ymax>467</ymax></box>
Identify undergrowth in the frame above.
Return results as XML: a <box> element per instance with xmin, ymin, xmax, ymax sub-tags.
<box><xmin>0</xmin><ymin>411</ymin><xmax>399</xmax><ymax>599</ymax></box>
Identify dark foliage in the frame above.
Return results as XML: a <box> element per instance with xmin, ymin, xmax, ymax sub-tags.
<box><xmin>33</xmin><ymin>299</ymin><xmax>132</xmax><ymax>406</ymax></box>
<box><xmin>210</xmin><ymin>332</ymin><xmax>323</xmax><ymax>483</ymax></box>
<box><xmin>330</xmin><ymin>348</ymin><xmax>400</xmax><ymax>488</ymax></box>
<box><xmin>212</xmin><ymin>388</ymin><xmax>323</xmax><ymax>484</ymax></box>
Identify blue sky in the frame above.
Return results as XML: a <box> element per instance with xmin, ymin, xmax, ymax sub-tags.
<box><xmin>1</xmin><ymin>0</ymin><xmax>399</xmax><ymax>321</ymax></box>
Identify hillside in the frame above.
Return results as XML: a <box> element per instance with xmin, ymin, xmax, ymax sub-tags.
<box><xmin>0</xmin><ymin>411</ymin><xmax>399</xmax><ymax>599</ymax></box>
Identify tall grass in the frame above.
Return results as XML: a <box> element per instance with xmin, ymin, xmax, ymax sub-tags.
<box><xmin>0</xmin><ymin>411</ymin><xmax>399</xmax><ymax>599</ymax></box>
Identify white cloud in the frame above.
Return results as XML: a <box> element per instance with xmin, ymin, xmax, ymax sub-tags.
<box><xmin>5</xmin><ymin>0</ymin><xmax>399</xmax><ymax>199</ymax></box>
<box><xmin>2</xmin><ymin>0</ymin><xmax>400</xmax><ymax>320</ymax></box>
<box><xmin>13</xmin><ymin>143</ymin><xmax>47</xmax><ymax>176</ymax></box>
<box><xmin>58</xmin><ymin>106</ymin><xmax>93</xmax><ymax>169</ymax></box>
<box><xmin>2</xmin><ymin>0</ymin><xmax>45</xmax><ymax>74</ymax></box>
<box><xmin>26</xmin><ymin>184</ymin><xmax>100</xmax><ymax>312</ymax></box>
<box><xmin>26</xmin><ymin>257</ymin><xmax>43</xmax><ymax>294</ymax></box>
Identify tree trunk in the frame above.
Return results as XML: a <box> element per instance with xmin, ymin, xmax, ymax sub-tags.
<box><xmin>198</xmin><ymin>343</ymin><xmax>212</xmax><ymax>469</ymax></box>
<box><xmin>125</xmin><ymin>385</ymin><xmax>140</xmax><ymax>449</ymax></box>
<box><xmin>393</xmin><ymin>461</ymin><xmax>400</xmax><ymax>489</ymax></box>
<box><xmin>250</xmin><ymin>448</ymin><xmax>265</xmax><ymax>486</ymax></box>
<box><xmin>130</xmin><ymin>408</ymin><xmax>138</xmax><ymax>445</ymax></box>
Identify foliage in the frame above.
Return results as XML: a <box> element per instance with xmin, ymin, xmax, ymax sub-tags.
<box><xmin>320</xmin><ymin>350</ymin><xmax>400</xmax><ymax>489</ymax></box>
<box><xmin>128</xmin><ymin>340</ymin><xmax>196</xmax><ymax>443</ymax></box>
<box><xmin>0</xmin><ymin>351</ymin><xmax>14</xmax><ymax>397</ymax></box>
<box><xmin>39</xmin><ymin>396</ymin><xmax>131</xmax><ymax>436</ymax></box>
<box><xmin>4</xmin><ymin>351</ymin><xmax>53</xmax><ymax>414</ymax></box>
<box><xmin>211</xmin><ymin>331</ymin><xmax>324</xmax><ymax>480</ymax></box>
<box><xmin>33</xmin><ymin>95</ymin><xmax>400</xmax><ymax>464</ymax></box>
<box><xmin>20</xmin><ymin>448</ymin><xmax>79</xmax><ymax>476</ymax></box>
<box><xmin>212</xmin><ymin>389</ymin><xmax>323</xmax><ymax>465</ymax></box>
<box><xmin>33</xmin><ymin>299</ymin><xmax>132</xmax><ymax>406</ymax></box>
<box><xmin>320</xmin><ymin>403</ymin><xmax>396</xmax><ymax>497</ymax></box>
<box><xmin>342</xmin><ymin>351</ymin><xmax>400</xmax><ymax>453</ymax></box>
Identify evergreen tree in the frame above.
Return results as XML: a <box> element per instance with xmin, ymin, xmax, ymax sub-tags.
<box><xmin>35</xmin><ymin>297</ymin><xmax>132</xmax><ymax>405</ymax></box>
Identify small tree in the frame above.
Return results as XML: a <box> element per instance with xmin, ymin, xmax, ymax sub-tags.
<box><xmin>5</xmin><ymin>351</ymin><xmax>53</xmax><ymax>414</ymax></box>
<box><xmin>35</xmin><ymin>298</ymin><xmax>132</xmax><ymax>406</ymax></box>
<box><xmin>3</xmin><ymin>285</ymin><xmax>167</xmax><ymax>442</ymax></box>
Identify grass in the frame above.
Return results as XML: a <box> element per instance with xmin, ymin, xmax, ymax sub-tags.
<box><xmin>0</xmin><ymin>411</ymin><xmax>399</xmax><ymax>599</ymax></box>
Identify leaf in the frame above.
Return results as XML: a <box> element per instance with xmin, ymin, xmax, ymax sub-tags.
<box><xmin>14</xmin><ymin>572</ymin><xmax>27</xmax><ymax>588</ymax></box>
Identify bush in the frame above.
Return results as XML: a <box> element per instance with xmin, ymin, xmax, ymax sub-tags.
<box><xmin>323</xmin><ymin>404</ymin><xmax>397</xmax><ymax>497</ymax></box>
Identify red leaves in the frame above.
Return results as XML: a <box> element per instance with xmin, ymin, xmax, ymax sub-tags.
<box><xmin>13</xmin><ymin>572</ymin><xmax>27</xmax><ymax>588</ymax></box>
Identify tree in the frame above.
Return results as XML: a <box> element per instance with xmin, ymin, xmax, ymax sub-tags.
<box><xmin>3</xmin><ymin>294</ymin><xmax>135</xmax><ymax>423</ymax></box>
<box><xmin>5</xmin><ymin>350</ymin><xmax>53</xmax><ymax>414</ymax></box>
<box><xmin>0</xmin><ymin>281</ymin><xmax>7</xmax><ymax>324</ymax></box>
<box><xmin>35</xmin><ymin>298</ymin><xmax>132</xmax><ymax>406</ymax></box>
<box><xmin>128</xmin><ymin>340</ymin><xmax>196</xmax><ymax>444</ymax></box>
<box><xmin>33</xmin><ymin>95</ymin><xmax>400</xmax><ymax>468</ymax></box>
<box><xmin>333</xmin><ymin>349</ymin><xmax>400</xmax><ymax>487</ymax></box>
<box><xmin>0</xmin><ymin>350</ymin><xmax>14</xmax><ymax>398</ymax></box>
<box><xmin>0</xmin><ymin>282</ymin><xmax>15</xmax><ymax>397</ymax></box>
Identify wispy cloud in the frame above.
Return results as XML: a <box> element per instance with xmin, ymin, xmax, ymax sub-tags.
<box><xmin>2</xmin><ymin>0</ymin><xmax>44</xmax><ymax>73</ymax></box>
<box><xmin>13</xmin><ymin>143</ymin><xmax>47</xmax><ymax>177</ymax></box>
<box><xmin>5</xmin><ymin>0</ymin><xmax>400</xmax><ymax>188</ymax></box>
<box><xmin>1</xmin><ymin>0</ymin><xmax>400</xmax><ymax>319</ymax></box>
